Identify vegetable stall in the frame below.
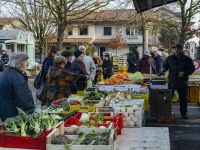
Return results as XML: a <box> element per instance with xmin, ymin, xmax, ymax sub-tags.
<box><xmin>0</xmin><ymin>71</ymin><xmax>171</xmax><ymax>150</ymax></box>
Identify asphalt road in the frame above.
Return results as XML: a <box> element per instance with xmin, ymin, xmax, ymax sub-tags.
<box><xmin>147</xmin><ymin>104</ymin><xmax>200</xmax><ymax>150</ymax></box>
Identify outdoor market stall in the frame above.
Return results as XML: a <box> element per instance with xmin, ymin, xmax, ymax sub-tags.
<box><xmin>0</xmin><ymin>71</ymin><xmax>172</xmax><ymax>150</ymax></box>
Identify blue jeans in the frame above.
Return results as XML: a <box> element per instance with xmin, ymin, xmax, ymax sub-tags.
<box><xmin>172</xmin><ymin>87</ymin><xmax>188</xmax><ymax>115</ymax></box>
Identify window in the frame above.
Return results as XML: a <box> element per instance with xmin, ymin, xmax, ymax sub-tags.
<box><xmin>68</xmin><ymin>29</ymin><xmax>73</xmax><ymax>36</ymax></box>
<box><xmin>104</xmin><ymin>27</ymin><xmax>112</xmax><ymax>36</ymax></box>
<box><xmin>79</xmin><ymin>27</ymin><xmax>88</xmax><ymax>35</ymax></box>
<box><xmin>126</xmin><ymin>27</ymin><xmax>139</xmax><ymax>37</ymax></box>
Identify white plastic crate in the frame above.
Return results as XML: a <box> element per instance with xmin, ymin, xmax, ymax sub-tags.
<box><xmin>112</xmin><ymin>99</ymin><xmax>144</xmax><ymax>128</ymax></box>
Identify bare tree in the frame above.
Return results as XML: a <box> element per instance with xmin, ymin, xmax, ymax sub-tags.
<box><xmin>7</xmin><ymin>0</ymin><xmax>56</xmax><ymax>60</ymax></box>
<box><xmin>162</xmin><ymin>0</ymin><xmax>200</xmax><ymax>45</ymax></box>
<box><xmin>44</xmin><ymin>0</ymin><xmax>113</xmax><ymax>50</ymax></box>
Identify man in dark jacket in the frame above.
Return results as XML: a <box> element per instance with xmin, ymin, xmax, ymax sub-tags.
<box><xmin>154</xmin><ymin>50</ymin><xmax>164</xmax><ymax>74</ymax></box>
<box><xmin>127</xmin><ymin>47</ymin><xmax>138</xmax><ymax>73</ymax></box>
<box><xmin>163</xmin><ymin>44</ymin><xmax>195</xmax><ymax>119</ymax></box>
<box><xmin>0</xmin><ymin>53</ymin><xmax>35</xmax><ymax>121</ymax></box>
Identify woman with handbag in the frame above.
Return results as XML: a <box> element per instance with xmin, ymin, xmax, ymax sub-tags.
<box><xmin>46</xmin><ymin>55</ymin><xmax>88</xmax><ymax>106</ymax></box>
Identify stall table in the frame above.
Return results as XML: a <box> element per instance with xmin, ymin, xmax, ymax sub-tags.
<box><xmin>115</xmin><ymin>127</ymin><xmax>170</xmax><ymax>150</ymax></box>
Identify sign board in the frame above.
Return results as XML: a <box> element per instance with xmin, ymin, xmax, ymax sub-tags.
<box><xmin>133</xmin><ymin>0</ymin><xmax>178</xmax><ymax>13</ymax></box>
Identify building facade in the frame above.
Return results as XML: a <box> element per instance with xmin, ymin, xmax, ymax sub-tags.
<box><xmin>0</xmin><ymin>30</ymin><xmax>35</xmax><ymax>61</ymax></box>
<box><xmin>51</xmin><ymin>9</ymin><xmax>160</xmax><ymax>57</ymax></box>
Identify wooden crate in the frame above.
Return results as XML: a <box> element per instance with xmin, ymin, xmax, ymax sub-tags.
<box><xmin>46</xmin><ymin>128</ymin><xmax>115</xmax><ymax>150</ymax></box>
<box><xmin>188</xmin><ymin>84</ymin><xmax>200</xmax><ymax>103</ymax></box>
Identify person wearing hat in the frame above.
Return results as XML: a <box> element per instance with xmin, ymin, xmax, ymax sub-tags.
<box><xmin>1</xmin><ymin>49</ymin><xmax>9</xmax><ymax>65</ymax></box>
<box><xmin>163</xmin><ymin>44</ymin><xmax>195</xmax><ymax>119</ymax></box>
<box><xmin>102</xmin><ymin>54</ymin><xmax>113</xmax><ymax>79</ymax></box>
<box><xmin>71</xmin><ymin>50</ymin><xmax>89</xmax><ymax>92</ymax></box>
<box><xmin>46</xmin><ymin>54</ymin><xmax>87</xmax><ymax>105</ymax></box>
<box><xmin>138</xmin><ymin>50</ymin><xmax>156</xmax><ymax>74</ymax></box>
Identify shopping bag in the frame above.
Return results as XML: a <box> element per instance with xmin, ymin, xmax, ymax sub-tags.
<box><xmin>36</xmin><ymin>84</ymin><xmax>48</xmax><ymax>103</ymax></box>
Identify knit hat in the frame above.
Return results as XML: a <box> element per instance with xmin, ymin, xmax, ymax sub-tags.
<box><xmin>74</xmin><ymin>50</ymin><xmax>83</xmax><ymax>58</ymax></box>
<box><xmin>144</xmin><ymin>50</ymin><xmax>151</xmax><ymax>56</ymax></box>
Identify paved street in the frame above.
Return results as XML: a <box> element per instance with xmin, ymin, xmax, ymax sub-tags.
<box><xmin>147</xmin><ymin>104</ymin><xmax>200</xmax><ymax>150</ymax></box>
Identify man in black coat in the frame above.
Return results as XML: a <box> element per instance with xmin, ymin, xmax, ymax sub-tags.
<box><xmin>127</xmin><ymin>47</ymin><xmax>139</xmax><ymax>73</ymax></box>
<box><xmin>163</xmin><ymin>44</ymin><xmax>195</xmax><ymax>119</ymax></box>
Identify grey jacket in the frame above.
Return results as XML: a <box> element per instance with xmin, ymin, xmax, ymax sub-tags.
<box><xmin>83</xmin><ymin>55</ymin><xmax>96</xmax><ymax>81</ymax></box>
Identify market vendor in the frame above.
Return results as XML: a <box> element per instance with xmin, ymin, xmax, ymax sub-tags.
<box><xmin>163</xmin><ymin>44</ymin><xmax>195</xmax><ymax>119</ymax></box>
<box><xmin>0</xmin><ymin>53</ymin><xmax>35</xmax><ymax>121</ymax></box>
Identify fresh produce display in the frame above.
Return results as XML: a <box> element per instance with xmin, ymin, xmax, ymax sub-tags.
<box><xmin>51</xmin><ymin>130</ymin><xmax>111</xmax><ymax>145</ymax></box>
<box><xmin>83</xmin><ymin>90</ymin><xmax>106</xmax><ymax>101</ymax></box>
<box><xmin>69</xmin><ymin>100</ymin><xmax>83</xmax><ymax>105</ymax></box>
<box><xmin>105</xmin><ymin>72</ymin><xmax>131</xmax><ymax>85</ymax></box>
<box><xmin>129</xmin><ymin>72</ymin><xmax>144</xmax><ymax>83</ymax></box>
<box><xmin>72</xmin><ymin>130</ymin><xmax>111</xmax><ymax>145</ymax></box>
<box><xmin>51</xmin><ymin>98</ymin><xmax>67</xmax><ymax>106</ymax></box>
<box><xmin>3</xmin><ymin>113</ymin><xmax>58</xmax><ymax>136</ymax></box>
<box><xmin>79</xmin><ymin>113</ymin><xmax>109</xmax><ymax>125</ymax></box>
<box><xmin>99</xmin><ymin>92</ymin><xmax>131</xmax><ymax>106</ymax></box>
<box><xmin>51</xmin><ymin>135</ymin><xmax>72</xmax><ymax>144</ymax></box>
<box><xmin>47</xmin><ymin>102</ymin><xmax>70</xmax><ymax>114</ymax></box>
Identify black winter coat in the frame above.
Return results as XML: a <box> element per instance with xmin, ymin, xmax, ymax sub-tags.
<box><xmin>163</xmin><ymin>54</ymin><xmax>195</xmax><ymax>89</ymax></box>
<box><xmin>71</xmin><ymin>60</ymin><xmax>87</xmax><ymax>91</ymax></box>
<box><xmin>102</xmin><ymin>59</ymin><xmax>113</xmax><ymax>77</ymax></box>
<box><xmin>127</xmin><ymin>53</ymin><xmax>138</xmax><ymax>73</ymax></box>
<box><xmin>0</xmin><ymin>67</ymin><xmax>35</xmax><ymax>121</ymax></box>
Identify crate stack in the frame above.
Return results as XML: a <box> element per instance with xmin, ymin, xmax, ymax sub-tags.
<box><xmin>112</xmin><ymin>56</ymin><xmax>119</xmax><ymax>73</ymax></box>
<box><xmin>118</xmin><ymin>55</ymin><xmax>127</xmax><ymax>72</ymax></box>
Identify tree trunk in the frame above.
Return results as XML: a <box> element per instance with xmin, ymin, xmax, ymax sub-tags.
<box><xmin>179</xmin><ymin>3</ymin><xmax>186</xmax><ymax>46</ymax></box>
<box><xmin>57</xmin><ymin>24</ymin><xmax>66</xmax><ymax>51</ymax></box>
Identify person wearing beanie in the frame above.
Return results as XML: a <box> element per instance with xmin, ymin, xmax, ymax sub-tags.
<box><xmin>46</xmin><ymin>55</ymin><xmax>87</xmax><ymax>105</ymax></box>
<box><xmin>138</xmin><ymin>50</ymin><xmax>156</xmax><ymax>74</ymax></box>
<box><xmin>71</xmin><ymin>50</ymin><xmax>89</xmax><ymax>92</ymax></box>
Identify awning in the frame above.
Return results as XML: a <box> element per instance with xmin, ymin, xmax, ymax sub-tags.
<box><xmin>50</xmin><ymin>38</ymin><xmax>92</xmax><ymax>44</ymax></box>
<box><xmin>133</xmin><ymin>0</ymin><xmax>178</xmax><ymax>13</ymax></box>
<box><xmin>92</xmin><ymin>39</ymin><xmax>111</xmax><ymax>44</ymax></box>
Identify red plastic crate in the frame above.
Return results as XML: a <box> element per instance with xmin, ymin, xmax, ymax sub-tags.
<box><xmin>103</xmin><ymin>113</ymin><xmax>123</xmax><ymax>135</ymax></box>
<box><xmin>0</xmin><ymin>133</ymin><xmax>47</xmax><ymax>150</ymax></box>
<box><xmin>64</xmin><ymin>112</ymin><xmax>111</xmax><ymax>128</ymax></box>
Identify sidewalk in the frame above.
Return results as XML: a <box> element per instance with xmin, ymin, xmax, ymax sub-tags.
<box><xmin>147</xmin><ymin>103</ymin><xmax>200</xmax><ymax>150</ymax></box>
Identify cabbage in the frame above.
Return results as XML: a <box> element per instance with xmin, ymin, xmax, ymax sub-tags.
<box><xmin>130</xmin><ymin>72</ymin><xmax>144</xmax><ymax>83</ymax></box>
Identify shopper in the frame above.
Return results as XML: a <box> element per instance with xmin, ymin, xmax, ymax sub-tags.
<box><xmin>127</xmin><ymin>47</ymin><xmax>139</xmax><ymax>73</ymax></box>
<box><xmin>79</xmin><ymin>45</ymin><xmax>96</xmax><ymax>86</ymax></box>
<box><xmin>0</xmin><ymin>53</ymin><xmax>35</xmax><ymax>121</ymax></box>
<box><xmin>139</xmin><ymin>50</ymin><xmax>156</xmax><ymax>74</ymax></box>
<box><xmin>163</xmin><ymin>44</ymin><xmax>195</xmax><ymax>119</ymax></box>
<box><xmin>0</xmin><ymin>60</ymin><xmax>5</xmax><ymax>73</ymax></box>
<box><xmin>42</xmin><ymin>45</ymin><xmax>58</xmax><ymax>83</ymax></box>
<box><xmin>46</xmin><ymin>55</ymin><xmax>87</xmax><ymax>105</ymax></box>
<box><xmin>153</xmin><ymin>50</ymin><xmax>164</xmax><ymax>74</ymax></box>
<box><xmin>102</xmin><ymin>54</ymin><xmax>113</xmax><ymax>79</ymax></box>
<box><xmin>92</xmin><ymin>52</ymin><xmax>103</xmax><ymax>84</ymax></box>
<box><xmin>1</xmin><ymin>49</ymin><xmax>9</xmax><ymax>64</ymax></box>
<box><xmin>71</xmin><ymin>50</ymin><xmax>89</xmax><ymax>92</ymax></box>
<box><xmin>61</xmin><ymin>50</ymin><xmax>73</xmax><ymax>72</ymax></box>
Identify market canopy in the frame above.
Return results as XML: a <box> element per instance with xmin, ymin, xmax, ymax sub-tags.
<box><xmin>132</xmin><ymin>0</ymin><xmax>178</xmax><ymax>13</ymax></box>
